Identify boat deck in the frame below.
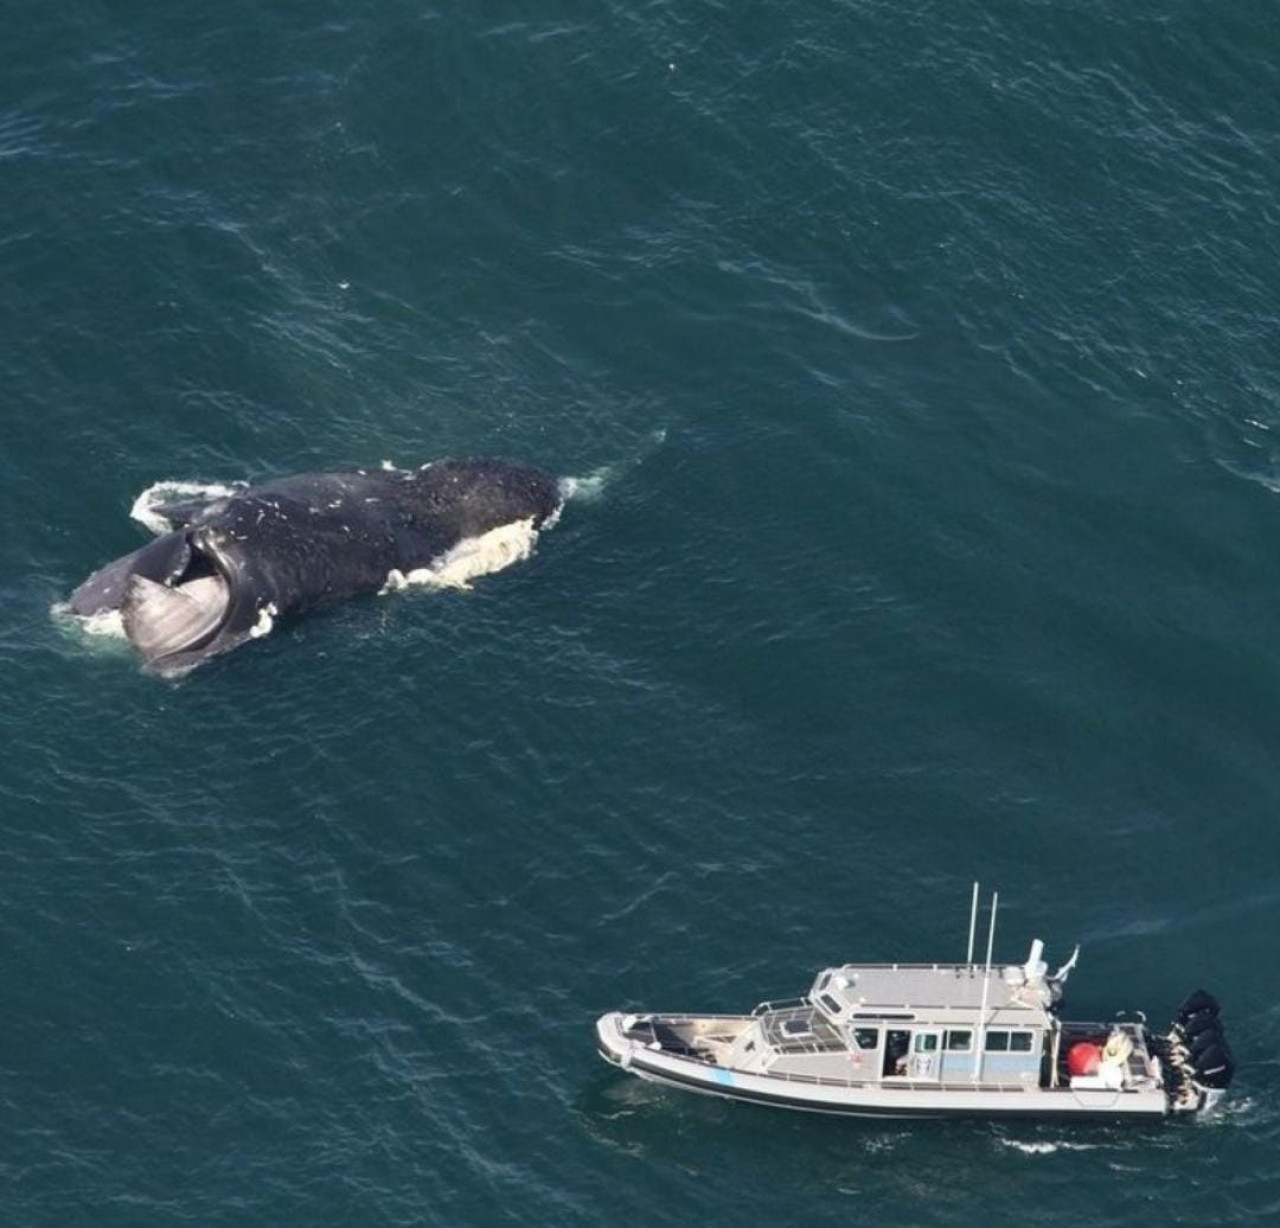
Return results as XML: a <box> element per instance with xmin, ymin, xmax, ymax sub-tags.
<box><xmin>759</xmin><ymin>1005</ymin><xmax>845</xmax><ymax>1055</ymax></box>
<box><xmin>1054</xmin><ymin>1020</ymin><xmax>1155</xmax><ymax>1087</ymax></box>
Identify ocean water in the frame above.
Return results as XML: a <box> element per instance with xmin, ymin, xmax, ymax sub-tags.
<box><xmin>3</xmin><ymin>1</ymin><xmax>1279</xmax><ymax>1223</ymax></box>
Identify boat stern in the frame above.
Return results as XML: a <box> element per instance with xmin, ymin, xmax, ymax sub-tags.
<box><xmin>1157</xmin><ymin>989</ymin><xmax>1236</xmax><ymax>1114</ymax></box>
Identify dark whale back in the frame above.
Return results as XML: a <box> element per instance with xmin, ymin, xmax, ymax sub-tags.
<box><xmin>202</xmin><ymin>460</ymin><xmax>562</xmax><ymax>610</ymax></box>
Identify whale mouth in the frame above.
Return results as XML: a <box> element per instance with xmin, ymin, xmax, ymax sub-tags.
<box><xmin>121</xmin><ymin>541</ymin><xmax>231</xmax><ymax>665</ymax></box>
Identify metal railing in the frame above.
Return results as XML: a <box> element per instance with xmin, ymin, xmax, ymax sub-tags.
<box><xmin>824</xmin><ymin>962</ymin><xmax>996</xmax><ymax>973</ymax></box>
<box><xmin>750</xmin><ymin>998</ymin><xmax>810</xmax><ymax>1017</ymax></box>
<box><xmin>626</xmin><ymin>1012</ymin><xmax>756</xmax><ymax>1025</ymax></box>
<box><xmin>738</xmin><ymin>1065</ymin><xmax>1041</xmax><ymax>1093</ymax></box>
<box><xmin>759</xmin><ymin>1007</ymin><xmax>846</xmax><ymax>1057</ymax></box>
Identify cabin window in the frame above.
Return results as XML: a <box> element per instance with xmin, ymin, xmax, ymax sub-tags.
<box><xmin>945</xmin><ymin>1030</ymin><xmax>972</xmax><ymax>1052</ymax></box>
<box><xmin>852</xmin><ymin>1028</ymin><xmax>879</xmax><ymax>1051</ymax></box>
<box><xmin>819</xmin><ymin>994</ymin><xmax>843</xmax><ymax>1016</ymax></box>
<box><xmin>912</xmin><ymin>1032</ymin><xmax>939</xmax><ymax>1053</ymax></box>
<box><xmin>816</xmin><ymin>972</ymin><xmax>831</xmax><ymax>993</ymax></box>
<box><xmin>983</xmin><ymin>1030</ymin><xmax>1033</xmax><ymax>1052</ymax></box>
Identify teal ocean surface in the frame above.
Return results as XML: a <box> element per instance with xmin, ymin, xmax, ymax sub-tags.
<box><xmin>3</xmin><ymin>2</ymin><xmax>1279</xmax><ymax>1222</ymax></box>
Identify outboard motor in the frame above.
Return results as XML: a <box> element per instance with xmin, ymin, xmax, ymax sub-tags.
<box><xmin>1160</xmin><ymin>989</ymin><xmax>1235</xmax><ymax>1111</ymax></box>
<box><xmin>1175</xmin><ymin>989</ymin><xmax>1221</xmax><ymax>1028</ymax></box>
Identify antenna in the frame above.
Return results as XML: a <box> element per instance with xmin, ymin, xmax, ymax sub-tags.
<box><xmin>984</xmin><ymin>891</ymin><xmax>998</xmax><ymax>977</ymax></box>
<box><xmin>972</xmin><ymin>890</ymin><xmax>998</xmax><ymax>1079</ymax></box>
<box><xmin>965</xmin><ymin>881</ymin><xmax>980</xmax><ymax>965</ymax></box>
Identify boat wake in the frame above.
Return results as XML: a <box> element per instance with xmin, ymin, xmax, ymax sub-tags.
<box><xmin>997</xmin><ymin>1139</ymin><xmax>1104</xmax><ymax>1157</ymax></box>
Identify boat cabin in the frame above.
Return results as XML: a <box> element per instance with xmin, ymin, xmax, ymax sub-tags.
<box><xmin>709</xmin><ymin>934</ymin><xmax>1073</xmax><ymax>1089</ymax></box>
<box><xmin>762</xmin><ymin>956</ymin><xmax>1054</xmax><ymax>1086</ymax></box>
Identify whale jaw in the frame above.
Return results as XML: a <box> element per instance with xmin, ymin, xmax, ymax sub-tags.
<box><xmin>121</xmin><ymin>571</ymin><xmax>230</xmax><ymax>668</ymax></box>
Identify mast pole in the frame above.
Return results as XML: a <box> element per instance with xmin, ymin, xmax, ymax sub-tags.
<box><xmin>965</xmin><ymin>881</ymin><xmax>980</xmax><ymax>966</ymax></box>
<box><xmin>972</xmin><ymin>891</ymin><xmax>998</xmax><ymax>1080</ymax></box>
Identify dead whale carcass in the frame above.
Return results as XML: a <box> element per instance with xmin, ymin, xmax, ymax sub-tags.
<box><xmin>66</xmin><ymin>458</ymin><xmax>564</xmax><ymax>674</ymax></box>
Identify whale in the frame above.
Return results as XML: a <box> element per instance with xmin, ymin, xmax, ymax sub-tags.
<box><xmin>67</xmin><ymin>458</ymin><xmax>564</xmax><ymax>675</ymax></box>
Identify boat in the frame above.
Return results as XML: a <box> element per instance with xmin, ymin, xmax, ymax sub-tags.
<box><xmin>594</xmin><ymin>886</ymin><xmax>1235</xmax><ymax>1121</ymax></box>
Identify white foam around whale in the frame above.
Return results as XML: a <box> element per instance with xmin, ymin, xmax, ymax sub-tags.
<box><xmin>130</xmin><ymin>480</ymin><xmax>246</xmax><ymax>536</ymax></box>
<box><xmin>50</xmin><ymin>601</ymin><xmax>127</xmax><ymax>640</ymax></box>
<box><xmin>558</xmin><ymin>467</ymin><xmax>612</xmax><ymax>505</ymax></box>
<box><xmin>557</xmin><ymin>428</ymin><xmax>666</xmax><ymax>507</ymax></box>
<box><xmin>381</xmin><ymin>518</ymin><xmax>543</xmax><ymax>594</ymax></box>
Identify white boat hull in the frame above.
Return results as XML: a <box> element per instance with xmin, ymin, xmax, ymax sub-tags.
<box><xmin>596</xmin><ymin>1013</ymin><xmax>1170</xmax><ymax>1121</ymax></box>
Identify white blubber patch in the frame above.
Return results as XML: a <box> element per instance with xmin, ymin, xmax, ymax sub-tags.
<box><xmin>130</xmin><ymin>480</ymin><xmax>245</xmax><ymax>536</ymax></box>
<box><xmin>249</xmin><ymin>602</ymin><xmax>279</xmax><ymax>639</ymax></box>
<box><xmin>381</xmin><ymin>518</ymin><xmax>541</xmax><ymax>594</ymax></box>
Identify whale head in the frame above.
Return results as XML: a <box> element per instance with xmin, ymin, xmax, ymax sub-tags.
<box><xmin>69</xmin><ymin>529</ymin><xmax>245</xmax><ymax>674</ymax></box>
